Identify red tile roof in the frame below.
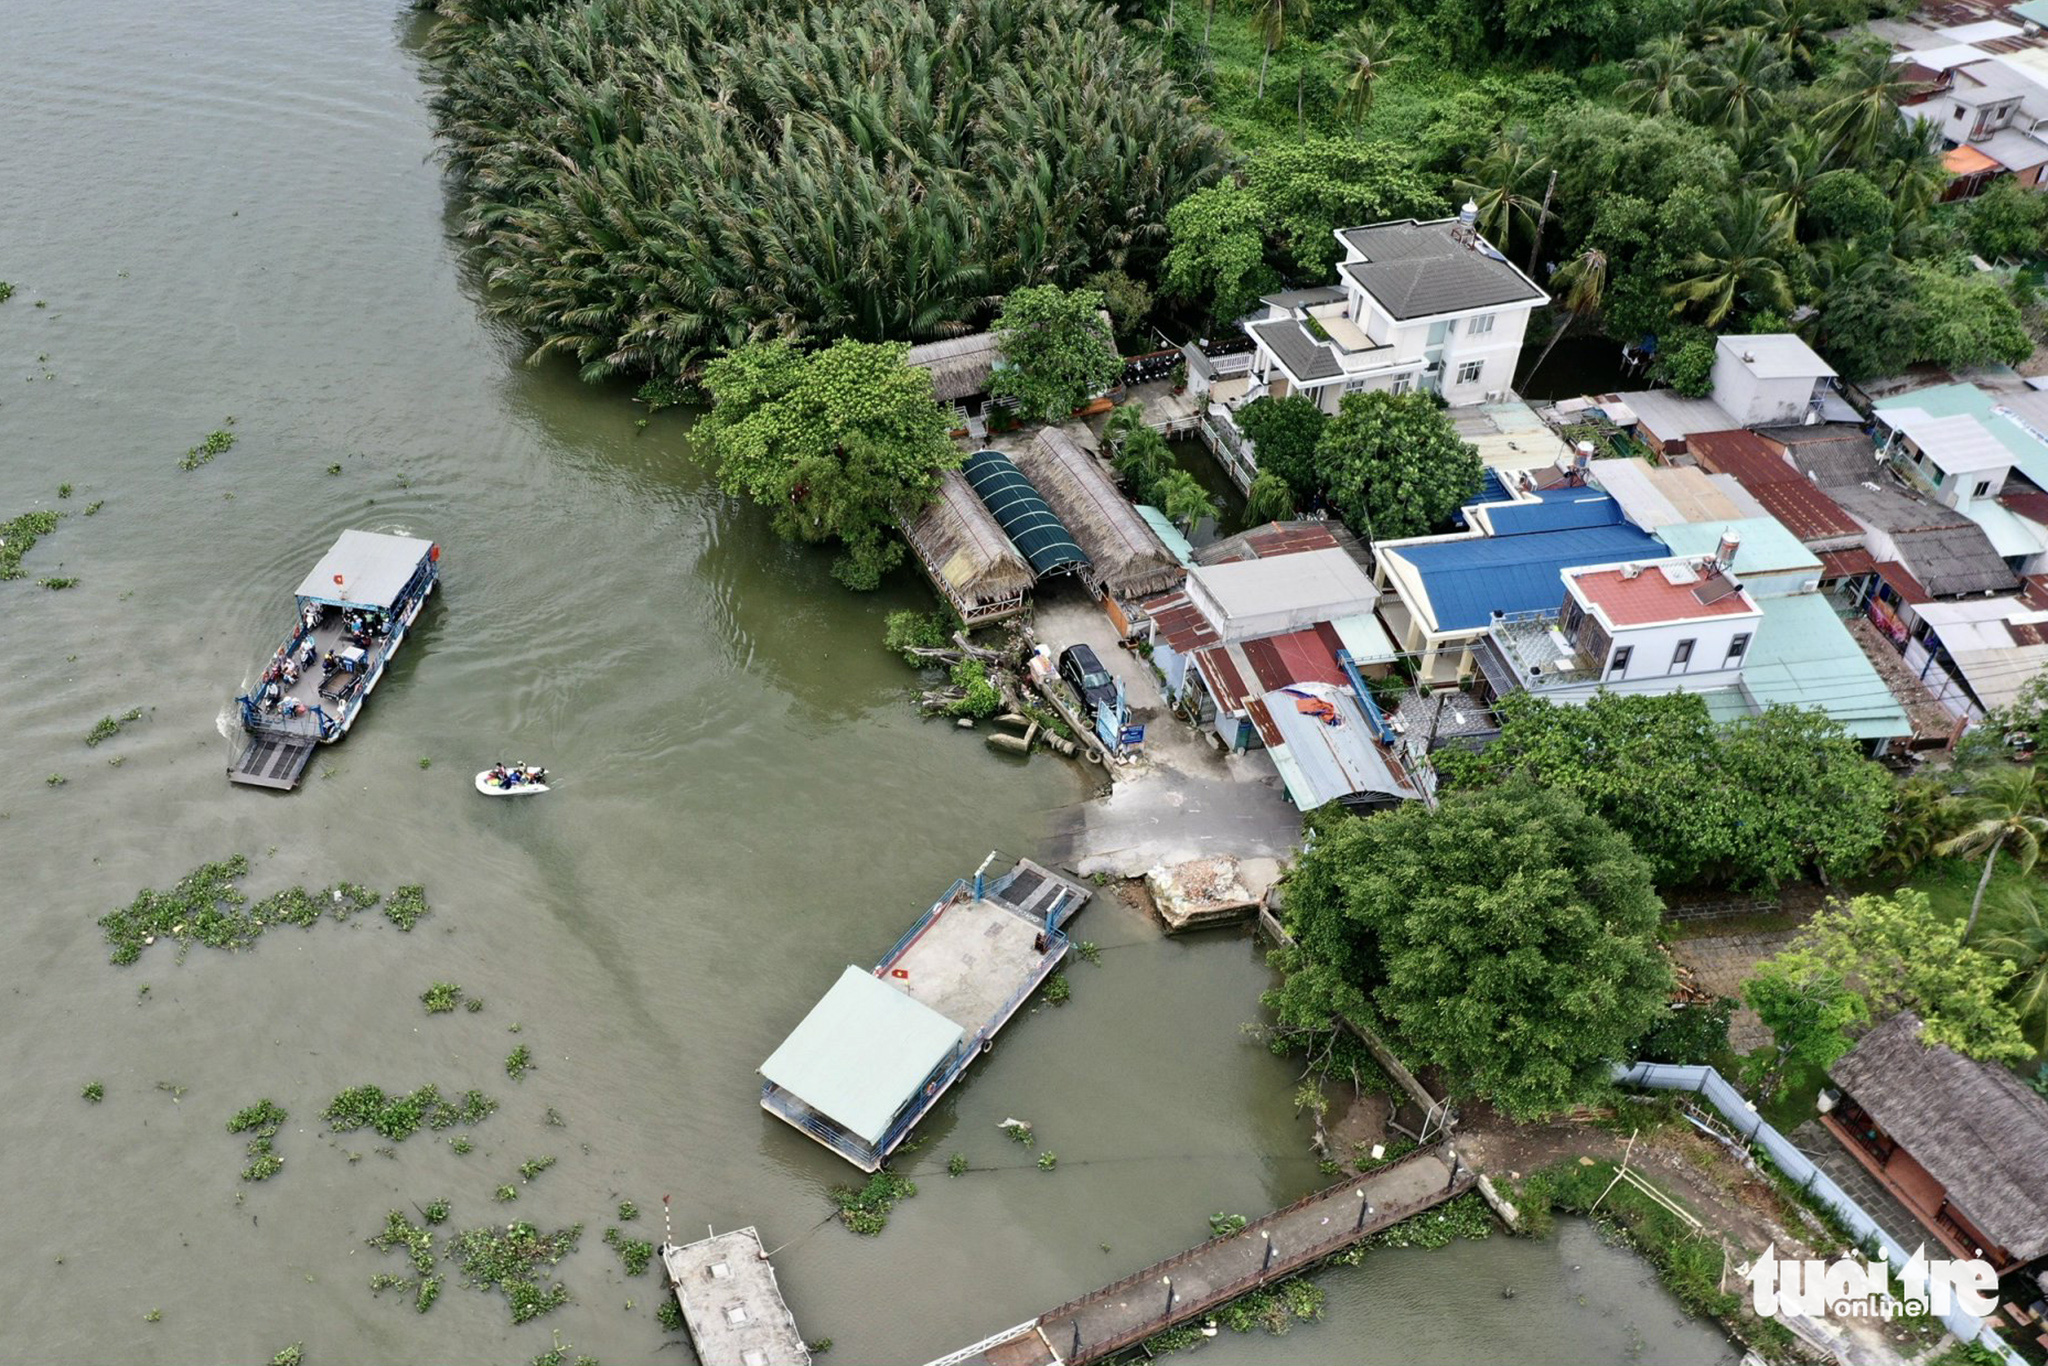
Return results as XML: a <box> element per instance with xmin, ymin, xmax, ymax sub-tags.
<box><xmin>1245</xmin><ymin>696</ymin><xmax>1284</xmax><ymax>748</ymax></box>
<box><xmin>1688</xmin><ymin>430</ymin><xmax>1863</xmax><ymax>543</ymax></box>
<box><xmin>1241</xmin><ymin>623</ymin><xmax>1351</xmax><ymax>692</ymax></box>
<box><xmin>1143</xmin><ymin>589</ymin><xmax>1219</xmax><ymax>654</ymax></box>
<box><xmin>2001</xmin><ymin>492</ymin><xmax>2048</xmax><ymax>527</ymax></box>
<box><xmin>2021</xmin><ymin>575</ymin><xmax>2048</xmax><ymax>612</ymax></box>
<box><xmin>1571</xmin><ymin>564</ymin><xmax>1757</xmax><ymax>626</ymax></box>
<box><xmin>1874</xmin><ymin>559</ymin><xmax>1933</xmax><ymax>607</ymax></box>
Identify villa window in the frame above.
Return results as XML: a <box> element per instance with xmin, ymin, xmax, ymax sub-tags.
<box><xmin>1608</xmin><ymin>646</ymin><xmax>1632</xmax><ymax>679</ymax></box>
<box><xmin>1391</xmin><ymin>375</ymin><xmax>1414</xmax><ymax>396</ymax></box>
<box><xmin>1725</xmin><ymin>632</ymin><xmax>1750</xmax><ymax>665</ymax></box>
<box><xmin>1974</xmin><ymin>479</ymin><xmax>1993</xmax><ymax>498</ymax></box>
<box><xmin>1672</xmin><ymin>638</ymin><xmax>1694</xmax><ymax>670</ymax></box>
<box><xmin>1468</xmin><ymin>313</ymin><xmax>1495</xmax><ymax>335</ymax></box>
<box><xmin>1455</xmin><ymin>360</ymin><xmax>1484</xmax><ymax>385</ymax></box>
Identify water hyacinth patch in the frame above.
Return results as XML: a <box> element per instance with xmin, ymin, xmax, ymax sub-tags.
<box><xmin>322</xmin><ymin>1084</ymin><xmax>496</xmax><ymax>1142</ymax></box>
<box><xmin>421</xmin><ymin>982</ymin><xmax>463</xmax><ymax>1014</ymax></box>
<box><xmin>366</xmin><ymin>1209</ymin><xmax>442</xmax><ymax>1314</ymax></box>
<box><xmin>85</xmin><ymin>708</ymin><xmax>144</xmax><ymax>747</ymax></box>
<box><xmin>505</xmin><ymin>1046</ymin><xmax>533</xmax><ymax>1081</ymax></box>
<box><xmin>602</xmin><ymin>1226</ymin><xmax>654</xmax><ymax>1276</ymax></box>
<box><xmin>178</xmin><ymin>426</ymin><xmax>236</xmax><ymax>471</ymax></box>
<box><xmin>383</xmin><ymin>885</ymin><xmax>429</xmax><ymax>931</ymax></box>
<box><xmin>229</xmin><ymin>1099</ymin><xmax>289</xmax><ymax>1181</ymax></box>
<box><xmin>446</xmin><ymin>1220</ymin><xmax>581</xmax><ymax>1324</ymax></box>
<box><xmin>95</xmin><ymin>857</ymin><xmax>422</xmax><ymax>964</ymax></box>
<box><xmin>82</xmin><ymin>1081</ymin><xmax>104</xmax><ymax>1103</ymax></box>
<box><xmin>1</xmin><ymin>510</ymin><xmax>60</xmax><ymax>580</ymax></box>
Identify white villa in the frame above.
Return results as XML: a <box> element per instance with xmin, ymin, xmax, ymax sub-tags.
<box><xmin>1216</xmin><ymin>207</ymin><xmax>1547</xmax><ymax>414</ymax></box>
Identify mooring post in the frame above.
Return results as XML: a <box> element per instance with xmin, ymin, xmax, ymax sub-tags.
<box><xmin>1071</xmin><ymin>1319</ymin><xmax>1081</xmax><ymax>1361</ymax></box>
<box><xmin>1355</xmin><ymin>1190</ymin><xmax>1371</xmax><ymax>1231</ymax></box>
<box><xmin>1261</xmin><ymin>1230</ymin><xmax>1275</xmax><ymax>1272</ymax></box>
<box><xmin>1162</xmin><ymin>1277</ymin><xmax>1175</xmax><ymax>1318</ymax></box>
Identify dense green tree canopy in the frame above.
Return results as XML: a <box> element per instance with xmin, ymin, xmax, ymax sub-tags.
<box><xmin>1313</xmin><ymin>391</ymin><xmax>1481</xmax><ymax>541</ymax></box>
<box><xmin>1437</xmin><ymin>693</ymin><xmax>1892</xmax><ymax>891</ymax></box>
<box><xmin>1270</xmin><ymin>784</ymin><xmax>1672</xmax><ymax>1120</ymax></box>
<box><xmin>1741</xmin><ymin>954</ymin><xmax>1866</xmax><ymax>1100</ymax></box>
<box><xmin>428</xmin><ymin>0</ymin><xmax>1223</xmax><ymax>380</ymax></box>
<box><xmin>1233</xmin><ymin>394</ymin><xmax>1327</xmax><ymax>504</ymax></box>
<box><xmin>989</xmin><ymin>285</ymin><xmax>1124</xmax><ymax>422</ymax></box>
<box><xmin>696</xmin><ymin>340</ymin><xmax>958</xmax><ymax>589</ymax></box>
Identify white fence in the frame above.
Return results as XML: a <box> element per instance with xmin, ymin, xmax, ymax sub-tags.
<box><xmin>1615</xmin><ymin>1061</ymin><xmax>2026</xmax><ymax>1365</ymax></box>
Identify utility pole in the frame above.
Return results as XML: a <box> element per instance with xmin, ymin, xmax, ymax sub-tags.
<box><xmin>1526</xmin><ymin>169</ymin><xmax>1557</xmax><ymax>277</ymax></box>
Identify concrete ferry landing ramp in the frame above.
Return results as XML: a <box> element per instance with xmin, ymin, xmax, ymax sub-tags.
<box><xmin>660</xmin><ymin>1226</ymin><xmax>810</xmax><ymax>1366</ymax></box>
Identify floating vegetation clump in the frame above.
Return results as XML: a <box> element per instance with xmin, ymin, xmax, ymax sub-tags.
<box><xmin>616</xmin><ymin>1201</ymin><xmax>637</xmax><ymax>1221</ymax></box>
<box><xmin>322</xmin><ymin>1084</ymin><xmax>496</xmax><ymax>1142</ymax></box>
<box><xmin>40</xmin><ymin>576</ymin><xmax>77</xmax><ymax>590</ymax></box>
<box><xmin>830</xmin><ymin>1172</ymin><xmax>916</xmax><ymax>1236</ymax></box>
<box><xmin>423</xmin><ymin>1200</ymin><xmax>452</xmax><ymax>1224</ymax></box>
<box><xmin>505</xmin><ymin>1045</ymin><xmax>533</xmax><ymax>1081</ymax></box>
<box><xmin>85</xmin><ymin>708</ymin><xmax>144</xmax><ymax>747</ymax></box>
<box><xmin>602</xmin><ymin>1226</ymin><xmax>654</xmax><ymax>1276</ymax></box>
<box><xmin>95</xmin><ymin>857</ymin><xmax>419</xmax><ymax>964</ymax></box>
<box><xmin>529</xmin><ymin>1330</ymin><xmax>599</xmax><ymax>1366</ymax></box>
<box><xmin>229</xmin><ymin>1099</ymin><xmax>289</xmax><ymax>1181</ymax></box>
<box><xmin>367</xmin><ymin>1209</ymin><xmax>442</xmax><ymax>1314</ymax></box>
<box><xmin>383</xmin><ymin>885</ymin><xmax>429</xmax><ymax>931</ymax></box>
<box><xmin>517</xmin><ymin>1155</ymin><xmax>555</xmax><ymax>1182</ymax></box>
<box><xmin>446</xmin><ymin>1220</ymin><xmax>581</xmax><ymax>1324</ymax></box>
<box><xmin>655</xmin><ymin>1299</ymin><xmax>684</xmax><ymax>1333</ymax></box>
<box><xmin>1</xmin><ymin>510</ymin><xmax>60</xmax><ymax>580</ymax></box>
<box><xmin>82</xmin><ymin>1081</ymin><xmax>104</xmax><ymax>1103</ymax></box>
<box><xmin>421</xmin><ymin>982</ymin><xmax>463</xmax><ymax>1014</ymax></box>
<box><xmin>271</xmin><ymin>1345</ymin><xmax>303</xmax><ymax>1366</ymax></box>
<box><xmin>178</xmin><ymin>425</ymin><xmax>236</xmax><ymax>471</ymax></box>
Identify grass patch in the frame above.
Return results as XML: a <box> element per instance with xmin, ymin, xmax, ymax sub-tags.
<box><xmin>602</xmin><ymin>1226</ymin><xmax>655</xmax><ymax>1276</ymax></box>
<box><xmin>421</xmin><ymin>982</ymin><xmax>463</xmax><ymax>1014</ymax></box>
<box><xmin>831</xmin><ymin>1172</ymin><xmax>916</xmax><ymax>1236</ymax></box>
<box><xmin>1</xmin><ymin>510</ymin><xmax>60</xmax><ymax>580</ymax></box>
<box><xmin>229</xmin><ymin>1099</ymin><xmax>289</xmax><ymax>1181</ymax></box>
<box><xmin>1854</xmin><ymin>856</ymin><xmax>2036</xmax><ymax>933</ymax></box>
<box><xmin>322</xmin><ymin>1084</ymin><xmax>496</xmax><ymax>1142</ymax></box>
<box><xmin>94</xmin><ymin>857</ymin><xmax>422</xmax><ymax>964</ymax></box>
<box><xmin>446</xmin><ymin>1219</ymin><xmax>582</xmax><ymax>1324</ymax></box>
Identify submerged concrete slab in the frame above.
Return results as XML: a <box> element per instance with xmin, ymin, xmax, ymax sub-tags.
<box><xmin>1145</xmin><ymin>855</ymin><xmax>1281</xmax><ymax>932</ymax></box>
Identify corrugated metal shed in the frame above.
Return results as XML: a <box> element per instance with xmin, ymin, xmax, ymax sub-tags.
<box><xmin>1477</xmin><ymin>490</ymin><xmax>1625</xmax><ymax>535</ymax></box>
<box><xmin>1690</xmin><ymin>430</ymin><xmax>1865</xmax><ymax>545</ymax></box>
<box><xmin>1242</xmin><ymin>623</ymin><xmax>1352</xmax><ymax>691</ymax></box>
<box><xmin>759</xmin><ymin>967</ymin><xmax>964</xmax><ymax>1146</ymax></box>
<box><xmin>1261</xmin><ymin>687</ymin><xmax>1413</xmax><ymax>809</ymax></box>
<box><xmin>1385</xmin><ymin>522</ymin><xmax>1664</xmax><ymax>631</ymax></box>
<box><xmin>1737</xmin><ymin>593</ymin><xmax>1912</xmax><ymax>740</ymax></box>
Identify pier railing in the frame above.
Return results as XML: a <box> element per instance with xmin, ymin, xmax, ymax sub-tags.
<box><xmin>760</xmin><ymin>1084</ymin><xmax>881</xmax><ymax>1170</ymax></box>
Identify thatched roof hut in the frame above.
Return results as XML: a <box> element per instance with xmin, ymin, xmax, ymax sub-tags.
<box><xmin>905</xmin><ymin>332</ymin><xmax>1001</xmax><ymax>404</ymax></box>
<box><xmin>1829</xmin><ymin>1011</ymin><xmax>2048</xmax><ymax>1267</ymax></box>
<box><xmin>901</xmin><ymin>468</ymin><xmax>1036</xmax><ymax>624</ymax></box>
<box><xmin>1014</xmin><ymin>427</ymin><xmax>1184</xmax><ymax>599</ymax></box>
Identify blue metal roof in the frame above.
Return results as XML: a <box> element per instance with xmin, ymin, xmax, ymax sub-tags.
<box><xmin>961</xmin><ymin>449</ymin><xmax>1090</xmax><ymax>579</ymax></box>
<box><xmin>1395</xmin><ymin>523</ymin><xmax>1665</xmax><ymax>631</ymax></box>
<box><xmin>1482</xmin><ymin>491</ymin><xmax>1625</xmax><ymax>535</ymax></box>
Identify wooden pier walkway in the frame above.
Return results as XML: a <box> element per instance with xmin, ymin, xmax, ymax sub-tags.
<box><xmin>926</xmin><ymin>1147</ymin><xmax>1477</xmax><ymax>1366</ymax></box>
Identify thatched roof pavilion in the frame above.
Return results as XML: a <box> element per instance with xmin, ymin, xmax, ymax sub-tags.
<box><xmin>902</xmin><ymin>468</ymin><xmax>1036</xmax><ymax>624</ymax></box>
<box><xmin>905</xmin><ymin>332</ymin><xmax>1001</xmax><ymax>404</ymax></box>
<box><xmin>1014</xmin><ymin>428</ymin><xmax>1184</xmax><ymax>599</ymax></box>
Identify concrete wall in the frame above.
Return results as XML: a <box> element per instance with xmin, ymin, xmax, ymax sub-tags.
<box><xmin>1711</xmin><ymin>355</ymin><xmax>1820</xmax><ymax>427</ymax></box>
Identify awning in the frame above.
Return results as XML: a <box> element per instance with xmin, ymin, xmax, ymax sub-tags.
<box><xmin>961</xmin><ymin>449</ymin><xmax>1090</xmax><ymax>579</ymax></box>
<box><xmin>1945</xmin><ymin>145</ymin><xmax>2000</xmax><ymax>177</ymax></box>
<box><xmin>1817</xmin><ymin>547</ymin><xmax>1878</xmax><ymax>581</ymax></box>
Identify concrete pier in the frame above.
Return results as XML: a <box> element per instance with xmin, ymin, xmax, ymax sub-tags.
<box><xmin>660</xmin><ymin>1227</ymin><xmax>810</xmax><ymax>1366</ymax></box>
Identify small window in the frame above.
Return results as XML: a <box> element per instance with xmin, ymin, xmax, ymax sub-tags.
<box><xmin>1726</xmin><ymin>632</ymin><xmax>1750</xmax><ymax>664</ymax></box>
<box><xmin>1455</xmin><ymin>360</ymin><xmax>1484</xmax><ymax>385</ymax></box>
<box><xmin>1955</xmin><ymin>103</ymin><xmax>1968</xmax><ymax>119</ymax></box>
<box><xmin>1391</xmin><ymin>375</ymin><xmax>1414</xmax><ymax>396</ymax></box>
<box><xmin>1468</xmin><ymin>313</ymin><xmax>1495</xmax><ymax>335</ymax></box>
<box><xmin>1974</xmin><ymin>479</ymin><xmax>1993</xmax><ymax>498</ymax></box>
<box><xmin>1608</xmin><ymin>646</ymin><xmax>1633</xmax><ymax>679</ymax></box>
<box><xmin>1672</xmin><ymin>639</ymin><xmax>1694</xmax><ymax>669</ymax></box>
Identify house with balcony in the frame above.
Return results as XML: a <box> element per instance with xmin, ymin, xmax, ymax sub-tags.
<box><xmin>1899</xmin><ymin>54</ymin><xmax>2048</xmax><ymax>195</ymax></box>
<box><xmin>1225</xmin><ymin>209</ymin><xmax>1546</xmax><ymax>417</ymax></box>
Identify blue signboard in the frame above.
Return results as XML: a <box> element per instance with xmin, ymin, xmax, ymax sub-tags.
<box><xmin>1119</xmin><ymin>723</ymin><xmax>1146</xmax><ymax>748</ymax></box>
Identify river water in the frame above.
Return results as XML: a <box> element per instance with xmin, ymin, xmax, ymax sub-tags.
<box><xmin>0</xmin><ymin>3</ymin><xmax>1738</xmax><ymax>1362</ymax></box>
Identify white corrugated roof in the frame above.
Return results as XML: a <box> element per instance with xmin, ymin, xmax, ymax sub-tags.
<box><xmin>759</xmin><ymin>967</ymin><xmax>964</xmax><ymax>1145</ymax></box>
<box><xmin>1887</xmin><ymin>409</ymin><xmax>2014</xmax><ymax>474</ymax></box>
<box><xmin>293</xmin><ymin>530</ymin><xmax>434</xmax><ymax>608</ymax></box>
<box><xmin>1189</xmin><ymin>546</ymin><xmax>1377</xmax><ymax>625</ymax></box>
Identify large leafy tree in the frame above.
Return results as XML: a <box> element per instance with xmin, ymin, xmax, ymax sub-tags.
<box><xmin>1233</xmin><ymin>394</ymin><xmax>1328</xmax><ymax>504</ymax></box>
<box><xmin>1767</xmin><ymin>890</ymin><xmax>2031</xmax><ymax>1064</ymax></box>
<box><xmin>1241</xmin><ymin>141</ymin><xmax>1444</xmax><ymax>278</ymax></box>
<box><xmin>1269</xmin><ymin>783</ymin><xmax>1672</xmax><ymax>1121</ymax></box>
<box><xmin>1741</xmin><ymin>954</ymin><xmax>1867</xmax><ymax>1101</ymax></box>
<box><xmin>1437</xmin><ymin>694</ymin><xmax>1891</xmax><ymax>891</ymax></box>
<box><xmin>1313</xmin><ymin>390</ymin><xmax>1482</xmax><ymax>542</ymax></box>
<box><xmin>1161</xmin><ymin>184</ymin><xmax>1281</xmax><ymax>325</ymax></box>
<box><xmin>696</xmin><ymin>340</ymin><xmax>958</xmax><ymax>589</ymax></box>
<box><xmin>1909</xmin><ymin>265</ymin><xmax>2035</xmax><ymax>373</ymax></box>
<box><xmin>989</xmin><ymin>285</ymin><xmax>1124</xmax><ymax>422</ymax></box>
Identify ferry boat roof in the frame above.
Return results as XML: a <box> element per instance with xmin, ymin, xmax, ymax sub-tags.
<box><xmin>293</xmin><ymin>530</ymin><xmax>435</xmax><ymax>610</ymax></box>
<box><xmin>759</xmin><ymin>966</ymin><xmax>964</xmax><ymax>1146</ymax></box>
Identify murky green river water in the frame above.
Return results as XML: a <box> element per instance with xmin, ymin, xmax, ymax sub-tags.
<box><xmin>0</xmin><ymin>4</ymin><xmax>1739</xmax><ymax>1361</ymax></box>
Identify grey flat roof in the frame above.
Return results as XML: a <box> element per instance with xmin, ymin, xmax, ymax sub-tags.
<box><xmin>293</xmin><ymin>530</ymin><xmax>434</xmax><ymax>609</ymax></box>
<box><xmin>1336</xmin><ymin>219</ymin><xmax>1545</xmax><ymax>320</ymax></box>
<box><xmin>662</xmin><ymin>1228</ymin><xmax>811</xmax><ymax>1366</ymax></box>
<box><xmin>1613</xmin><ymin>389</ymin><xmax>1737</xmax><ymax>440</ymax></box>
<box><xmin>1248</xmin><ymin>319</ymin><xmax>1342</xmax><ymax>381</ymax></box>
<box><xmin>1717</xmin><ymin>334</ymin><xmax>1835</xmax><ymax>380</ymax></box>
<box><xmin>759</xmin><ymin>966</ymin><xmax>963</xmax><ymax>1145</ymax></box>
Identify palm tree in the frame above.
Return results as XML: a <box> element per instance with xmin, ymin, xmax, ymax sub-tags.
<box><xmin>1666</xmin><ymin>189</ymin><xmax>1794</xmax><ymax>326</ymax></box>
<box><xmin>1525</xmin><ymin>247</ymin><xmax>1607</xmax><ymax>384</ymax></box>
<box><xmin>1616</xmin><ymin>36</ymin><xmax>1701</xmax><ymax>117</ymax></box>
<box><xmin>1335</xmin><ymin>21</ymin><xmax>1407</xmax><ymax>122</ymax></box>
<box><xmin>1676</xmin><ymin>0</ymin><xmax>1752</xmax><ymax>44</ymax></box>
<box><xmin>1938</xmin><ymin>768</ymin><xmax>2048</xmax><ymax>941</ymax></box>
<box><xmin>1982</xmin><ymin>890</ymin><xmax>2048</xmax><ymax>1051</ymax></box>
<box><xmin>1454</xmin><ymin>132</ymin><xmax>1551</xmax><ymax>257</ymax></box>
<box><xmin>1244</xmin><ymin>469</ymin><xmax>1298</xmax><ymax>522</ymax></box>
<box><xmin>1692</xmin><ymin>29</ymin><xmax>1789</xmax><ymax>135</ymax></box>
<box><xmin>1821</xmin><ymin>42</ymin><xmax>1921</xmax><ymax>163</ymax></box>
<box><xmin>1755</xmin><ymin>0</ymin><xmax>1824</xmax><ymax>72</ymax></box>
<box><xmin>1154</xmin><ymin>467</ymin><xmax>1218</xmax><ymax>533</ymax></box>
<box><xmin>1249</xmin><ymin>0</ymin><xmax>1311</xmax><ymax>101</ymax></box>
<box><xmin>1873</xmin><ymin>114</ymin><xmax>1949</xmax><ymax>208</ymax></box>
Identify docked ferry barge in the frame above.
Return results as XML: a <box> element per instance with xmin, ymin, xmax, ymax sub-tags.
<box><xmin>229</xmin><ymin>529</ymin><xmax>439</xmax><ymax>789</ymax></box>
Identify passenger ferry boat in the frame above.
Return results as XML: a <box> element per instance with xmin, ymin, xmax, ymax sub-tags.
<box><xmin>229</xmin><ymin>529</ymin><xmax>440</xmax><ymax>789</ymax></box>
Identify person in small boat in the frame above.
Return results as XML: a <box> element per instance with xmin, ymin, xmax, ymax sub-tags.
<box><xmin>488</xmin><ymin>763</ymin><xmax>509</xmax><ymax>786</ymax></box>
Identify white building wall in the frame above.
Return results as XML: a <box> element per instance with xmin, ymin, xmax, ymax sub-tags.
<box><xmin>1592</xmin><ymin>614</ymin><xmax>1762</xmax><ymax>685</ymax></box>
<box><xmin>1709</xmin><ymin>356</ymin><xmax>1819</xmax><ymax>427</ymax></box>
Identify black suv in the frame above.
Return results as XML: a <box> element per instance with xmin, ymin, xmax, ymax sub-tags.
<box><xmin>1059</xmin><ymin>643</ymin><xmax>1119</xmax><ymax>714</ymax></box>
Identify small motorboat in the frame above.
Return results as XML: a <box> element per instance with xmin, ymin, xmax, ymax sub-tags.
<box><xmin>476</xmin><ymin>763</ymin><xmax>550</xmax><ymax>796</ymax></box>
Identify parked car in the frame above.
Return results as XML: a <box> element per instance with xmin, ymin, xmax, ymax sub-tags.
<box><xmin>1059</xmin><ymin>643</ymin><xmax>1119</xmax><ymax>715</ymax></box>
